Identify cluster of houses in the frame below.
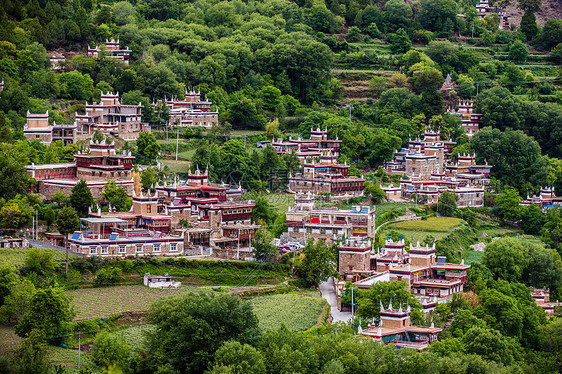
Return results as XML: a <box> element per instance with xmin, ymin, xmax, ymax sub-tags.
<box><xmin>338</xmin><ymin>236</ymin><xmax>470</xmax><ymax>349</ymax></box>
<box><xmin>382</xmin><ymin>129</ymin><xmax>491</xmax><ymax>207</ymax></box>
<box><xmin>26</xmin><ymin>140</ymin><xmax>256</xmax><ymax>259</ymax></box>
<box><xmin>274</xmin><ymin>127</ymin><xmax>366</xmax><ymax>199</ymax></box>
<box><xmin>23</xmin><ymin>88</ymin><xmax>218</xmax><ymax>144</ymax></box>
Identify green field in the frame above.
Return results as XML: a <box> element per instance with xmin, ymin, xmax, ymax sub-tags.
<box><xmin>388</xmin><ymin>217</ymin><xmax>464</xmax><ymax>232</ymax></box>
<box><xmin>160</xmin><ymin>159</ymin><xmax>189</xmax><ymax>174</ymax></box>
<box><xmin>121</xmin><ymin>324</ymin><xmax>155</xmax><ymax>351</ymax></box>
<box><xmin>249</xmin><ymin>293</ymin><xmax>328</xmax><ymax>332</ymax></box>
<box><xmin>385</xmin><ymin>217</ymin><xmax>466</xmax><ymax>243</ymax></box>
<box><xmin>47</xmin><ymin>346</ymin><xmax>96</xmax><ymax>372</ymax></box>
<box><xmin>0</xmin><ymin>247</ymin><xmax>78</xmax><ymax>269</ymax></box>
<box><xmin>67</xmin><ymin>285</ymin><xmax>197</xmax><ymax>320</ymax></box>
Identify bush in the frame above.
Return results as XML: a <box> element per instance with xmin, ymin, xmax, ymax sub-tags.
<box><xmin>93</xmin><ymin>268</ymin><xmax>122</xmax><ymax>287</ymax></box>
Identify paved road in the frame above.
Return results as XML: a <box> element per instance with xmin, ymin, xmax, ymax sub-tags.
<box><xmin>319</xmin><ymin>277</ymin><xmax>352</xmax><ymax>323</ymax></box>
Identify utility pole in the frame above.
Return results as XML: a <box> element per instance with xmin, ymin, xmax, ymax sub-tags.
<box><xmin>36</xmin><ymin>209</ymin><xmax>38</xmax><ymax>240</ymax></box>
<box><xmin>32</xmin><ymin>214</ymin><xmax>35</xmax><ymax>240</ymax></box>
<box><xmin>351</xmin><ymin>287</ymin><xmax>355</xmax><ymax>316</ymax></box>
<box><xmin>78</xmin><ymin>332</ymin><xmax>81</xmax><ymax>369</ymax></box>
<box><xmin>175</xmin><ymin>127</ymin><xmax>179</xmax><ymax>161</ymax></box>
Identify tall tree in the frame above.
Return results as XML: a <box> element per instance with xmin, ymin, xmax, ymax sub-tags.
<box><xmin>438</xmin><ymin>190</ymin><xmax>458</xmax><ymax>217</ymax></box>
<box><xmin>146</xmin><ymin>292</ymin><xmax>260</xmax><ymax>373</ymax></box>
<box><xmin>297</xmin><ymin>240</ymin><xmax>336</xmax><ymax>286</ymax></box>
<box><xmin>15</xmin><ymin>287</ymin><xmax>74</xmax><ymax>345</ymax></box>
<box><xmin>57</xmin><ymin>207</ymin><xmax>80</xmax><ymax>276</ymax></box>
<box><xmin>136</xmin><ymin>132</ymin><xmax>160</xmax><ymax>162</ymax></box>
<box><xmin>69</xmin><ymin>179</ymin><xmax>94</xmax><ymax>216</ymax></box>
<box><xmin>102</xmin><ymin>180</ymin><xmax>132</xmax><ymax>211</ymax></box>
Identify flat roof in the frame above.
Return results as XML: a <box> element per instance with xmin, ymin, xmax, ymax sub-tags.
<box><xmin>80</xmin><ymin>217</ymin><xmax>128</xmax><ymax>224</ymax></box>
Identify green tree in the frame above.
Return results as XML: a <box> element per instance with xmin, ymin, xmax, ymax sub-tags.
<box><xmin>102</xmin><ymin>180</ymin><xmax>132</xmax><ymax>211</ymax></box>
<box><xmin>509</xmin><ymin>40</ymin><xmax>529</xmax><ymax>61</ymax></box>
<box><xmin>356</xmin><ymin>280</ymin><xmax>422</xmax><ymax>323</ymax></box>
<box><xmin>483</xmin><ymin>238</ymin><xmax>529</xmax><ymax>282</ymax></box>
<box><xmin>472</xmin><ymin>126</ymin><xmax>548</xmax><ymax>192</ymax></box>
<box><xmin>11</xmin><ymin>330</ymin><xmax>51</xmax><ymax>374</ymax></box>
<box><xmin>550</xmin><ymin>43</ymin><xmax>562</xmax><ymax>64</ymax></box>
<box><xmin>521</xmin><ymin>204</ymin><xmax>545</xmax><ymax>235</ymax></box>
<box><xmin>252</xmin><ymin>229</ymin><xmax>277</xmax><ymax>262</ymax></box>
<box><xmin>438</xmin><ymin>190</ymin><xmax>458</xmax><ymax>217</ymax></box>
<box><xmin>92</xmin><ymin>331</ymin><xmax>131</xmax><ymax>371</ymax></box>
<box><xmin>15</xmin><ymin>287</ymin><xmax>74</xmax><ymax>345</ymax></box>
<box><xmin>146</xmin><ymin>292</ymin><xmax>260</xmax><ymax>373</ymax></box>
<box><xmin>21</xmin><ymin>249</ymin><xmax>55</xmax><ymax>278</ymax></box>
<box><xmin>520</xmin><ymin>12</ymin><xmax>539</xmax><ymax>40</ymax></box>
<box><xmin>251</xmin><ymin>196</ymin><xmax>278</xmax><ymax>227</ymax></box>
<box><xmin>419</xmin><ymin>0</ymin><xmax>457</xmax><ymax>34</ymax></box>
<box><xmin>209</xmin><ymin>340</ymin><xmax>267</xmax><ymax>374</ymax></box>
<box><xmin>462</xmin><ymin>326</ymin><xmax>515</xmax><ymax>365</ymax></box>
<box><xmin>50</xmin><ymin>190</ymin><xmax>68</xmax><ymax>207</ymax></box>
<box><xmin>136</xmin><ymin>132</ymin><xmax>160</xmax><ymax>162</ymax></box>
<box><xmin>141</xmin><ymin>167</ymin><xmax>158</xmax><ymax>191</ymax></box>
<box><xmin>346</xmin><ymin>26</ymin><xmax>362</xmax><ymax>43</ymax></box>
<box><xmin>364</xmin><ymin>181</ymin><xmax>386</xmax><ymax>204</ymax></box>
<box><xmin>0</xmin><ymin>278</ymin><xmax>36</xmax><ymax>325</ymax></box>
<box><xmin>43</xmin><ymin>206</ymin><xmax>55</xmax><ymax>230</ymax></box>
<box><xmin>388</xmin><ymin>28</ymin><xmax>411</xmax><ymax>54</ymax></box>
<box><xmin>57</xmin><ymin>207</ymin><xmax>80</xmax><ymax>276</ymax></box>
<box><xmin>297</xmin><ymin>240</ymin><xmax>337</xmax><ymax>286</ymax></box>
<box><xmin>0</xmin><ymin>266</ymin><xmax>17</xmax><ymax>307</ymax></box>
<box><xmin>496</xmin><ymin>188</ymin><xmax>522</xmax><ymax>221</ymax></box>
<box><xmin>69</xmin><ymin>179</ymin><xmax>94</xmax><ymax>216</ymax></box>
<box><xmin>539</xmin><ymin>18</ymin><xmax>562</xmax><ymax>50</ymax></box>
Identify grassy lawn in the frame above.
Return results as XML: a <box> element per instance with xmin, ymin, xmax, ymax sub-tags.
<box><xmin>249</xmin><ymin>293</ymin><xmax>328</xmax><ymax>332</ymax></box>
<box><xmin>160</xmin><ymin>159</ymin><xmax>189</xmax><ymax>174</ymax></box>
<box><xmin>176</xmin><ymin>149</ymin><xmax>196</xmax><ymax>160</ymax></box>
<box><xmin>465</xmin><ymin>250</ymin><xmax>484</xmax><ymax>265</ymax></box>
<box><xmin>244</xmin><ymin>192</ymin><xmax>295</xmax><ymax>214</ymax></box>
<box><xmin>67</xmin><ymin>285</ymin><xmax>198</xmax><ymax>320</ymax></box>
<box><xmin>0</xmin><ymin>247</ymin><xmax>78</xmax><ymax>269</ymax></box>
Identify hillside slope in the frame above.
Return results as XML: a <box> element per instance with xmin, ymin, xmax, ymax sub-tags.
<box><xmin>505</xmin><ymin>0</ymin><xmax>562</xmax><ymax>27</ymax></box>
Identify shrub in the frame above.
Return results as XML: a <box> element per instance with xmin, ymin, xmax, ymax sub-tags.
<box><xmin>93</xmin><ymin>268</ymin><xmax>122</xmax><ymax>287</ymax></box>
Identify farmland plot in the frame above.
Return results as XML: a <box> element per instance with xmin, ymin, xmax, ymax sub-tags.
<box><xmin>249</xmin><ymin>294</ymin><xmax>328</xmax><ymax>332</ymax></box>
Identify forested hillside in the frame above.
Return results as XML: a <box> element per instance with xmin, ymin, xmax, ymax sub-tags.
<box><xmin>1</xmin><ymin>1</ymin><xmax>562</xmax><ymax>372</ymax></box>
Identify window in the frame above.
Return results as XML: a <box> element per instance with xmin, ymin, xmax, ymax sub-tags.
<box><xmin>147</xmin><ymin>204</ymin><xmax>151</xmax><ymax>213</ymax></box>
<box><xmin>136</xmin><ymin>245</ymin><xmax>142</xmax><ymax>253</ymax></box>
<box><xmin>170</xmin><ymin>243</ymin><xmax>177</xmax><ymax>252</ymax></box>
<box><xmin>90</xmin><ymin>247</ymin><xmax>97</xmax><ymax>255</ymax></box>
<box><xmin>119</xmin><ymin>246</ymin><xmax>126</xmax><ymax>253</ymax></box>
<box><xmin>153</xmin><ymin>244</ymin><xmax>160</xmax><ymax>252</ymax></box>
<box><xmin>101</xmin><ymin>246</ymin><xmax>108</xmax><ymax>254</ymax></box>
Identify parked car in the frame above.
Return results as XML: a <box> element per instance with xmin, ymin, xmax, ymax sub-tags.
<box><xmin>286</xmin><ymin>242</ymin><xmax>303</xmax><ymax>250</ymax></box>
<box><xmin>278</xmin><ymin>245</ymin><xmax>291</xmax><ymax>254</ymax></box>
